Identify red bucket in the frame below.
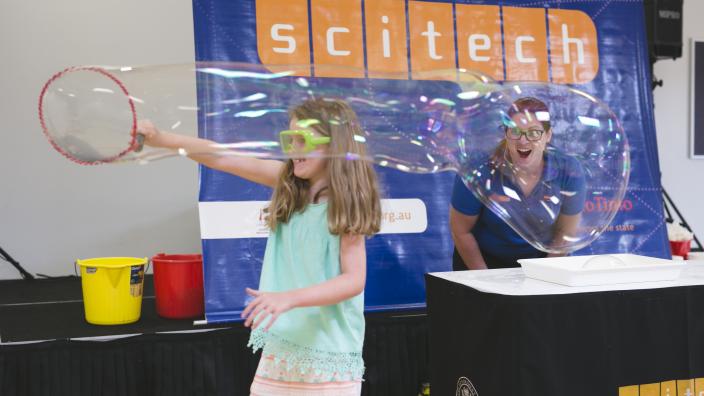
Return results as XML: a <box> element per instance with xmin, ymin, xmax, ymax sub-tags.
<box><xmin>152</xmin><ymin>253</ymin><xmax>204</xmax><ymax>319</ymax></box>
<box><xmin>669</xmin><ymin>240</ymin><xmax>691</xmax><ymax>260</ymax></box>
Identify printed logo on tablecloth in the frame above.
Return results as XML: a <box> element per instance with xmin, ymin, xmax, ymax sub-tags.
<box><xmin>456</xmin><ymin>377</ymin><xmax>479</xmax><ymax>396</ymax></box>
<box><xmin>619</xmin><ymin>378</ymin><xmax>704</xmax><ymax>396</ymax></box>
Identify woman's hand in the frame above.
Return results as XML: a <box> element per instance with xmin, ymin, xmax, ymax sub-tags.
<box><xmin>241</xmin><ymin>288</ymin><xmax>295</xmax><ymax>330</ymax></box>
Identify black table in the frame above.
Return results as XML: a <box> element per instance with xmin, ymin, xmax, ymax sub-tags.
<box><xmin>426</xmin><ymin>266</ymin><xmax>704</xmax><ymax>396</ymax></box>
<box><xmin>0</xmin><ymin>275</ymin><xmax>430</xmax><ymax>395</ymax></box>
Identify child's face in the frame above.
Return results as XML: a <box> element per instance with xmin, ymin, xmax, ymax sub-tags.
<box><xmin>289</xmin><ymin>118</ymin><xmax>329</xmax><ymax>183</ymax></box>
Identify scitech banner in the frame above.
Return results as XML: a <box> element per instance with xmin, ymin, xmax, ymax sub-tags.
<box><xmin>192</xmin><ymin>0</ymin><xmax>670</xmax><ymax>323</ymax></box>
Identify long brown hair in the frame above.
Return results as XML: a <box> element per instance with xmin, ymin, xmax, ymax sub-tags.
<box><xmin>266</xmin><ymin>98</ymin><xmax>382</xmax><ymax>236</ymax></box>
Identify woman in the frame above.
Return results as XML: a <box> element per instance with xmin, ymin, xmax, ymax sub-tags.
<box><xmin>450</xmin><ymin>97</ymin><xmax>586</xmax><ymax>270</ymax></box>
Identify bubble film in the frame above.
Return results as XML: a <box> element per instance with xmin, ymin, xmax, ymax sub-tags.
<box><xmin>39</xmin><ymin>63</ymin><xmax>491</xmax><ymax>166</ymax></box>
<box><xmin>38</xmin><ymin>62</ymin><xmax>629</xmax><ymax>253</ymax></box>
<box><xmin>459</xmin><ymin>83</ymin><xmax>629</xmax><ymax>253</ymax></box>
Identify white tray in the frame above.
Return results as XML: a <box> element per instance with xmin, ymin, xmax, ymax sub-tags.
<box><xmin>518</xmin><ymin>254</ymin><xmax>684</xmax><ymax>287</ymax></box>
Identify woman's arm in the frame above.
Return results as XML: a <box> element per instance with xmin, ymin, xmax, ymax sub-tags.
<box><xmin>547</xmin><ymin>154</ymin><xmax>587</xmax><ymax>256</ymax></box>
<box><xmin>138</xmin><ymin>120</ymin><xmax>282</xmax><ymax>188</ymax></box>
<box><xmin>547</xmin><ymin>213</ymin><xmax>581</xmax><ymax>257</ymax></box>
<box><xmin>242</xmin><ymin>233</ymin><xmax>367</xmax><ymax>329</ymax></box>
<box><xmin>449</xmin><ymin>207</ymin><xmax>487</xmax><ymax>270</ymax></box>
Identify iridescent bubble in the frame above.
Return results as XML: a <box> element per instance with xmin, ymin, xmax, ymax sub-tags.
<box><xmin>459</xmin><ymin>83</ymin><xmax>629</xmax><ymax>254</ymax></box>
<box><xmin>39</xmin><ymin>63</ymin><xmax>491</xmax><ymax>166</ymax></box>
<box><xmin>38</xmin><ymin>62</ymin><xmax>629</xmax><ymax>254</ymax></box>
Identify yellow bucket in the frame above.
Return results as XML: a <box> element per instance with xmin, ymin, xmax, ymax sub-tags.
<box><xmin>76</xmin><ymin>257</ymin><xmax>147</xmax><ymax>325</ymax></box>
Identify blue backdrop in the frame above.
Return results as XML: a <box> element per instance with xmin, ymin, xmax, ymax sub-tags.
<box><xmin>191</xmin><ymin>0</ymin><xmax>670</xmax><ymax>323</ymax></box>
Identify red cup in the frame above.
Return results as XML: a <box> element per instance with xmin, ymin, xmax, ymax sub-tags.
<box><xmin>669</xmin><ymin>240</ymin><xmax>691</xmax><ymax>260</ymax></box>
<box><xmin>152</xmin><ymin>253</ymin><xmax>204</xmax><ymax>319</ymax></box>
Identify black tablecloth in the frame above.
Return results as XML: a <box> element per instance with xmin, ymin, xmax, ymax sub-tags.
<box><xmin>0</xmin><ymin>276</ymin><xmax>430</xmax><ymax>395</ymax></box>
<box><xmin>0</xmin><ymin>275</ymin><xmax>224</xmax><ymax>342</ymax></box>
<box><xmin>426</xmin><ymin>274</ymin><xmax>704</xmax><ymax>396</ymax></box>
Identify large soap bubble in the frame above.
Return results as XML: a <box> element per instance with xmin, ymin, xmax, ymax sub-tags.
<box><xmin>39</xmin><ymin>63</ymin><xmax>491</xmax><ymax>166</ymax></box>
<box><xmin>38</xmin><ymin>62</ymin><xmax>629</xmax><ymax>254</ymax></box>
<box><xmin>458</xmin><ymin>83</ymin><xmax>630</xmax><ymax>254</ymax></box>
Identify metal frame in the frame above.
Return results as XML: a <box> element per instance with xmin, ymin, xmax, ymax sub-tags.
<box><xmin>690</xmin><ymin>39</ymin><xmax>704</xmax><ymax>158</ymax></box>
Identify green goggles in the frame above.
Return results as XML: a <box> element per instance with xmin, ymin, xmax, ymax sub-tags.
<box><xmin>279</xmin><ymin>129</ymin><xmax>331</xmax><ymax>154</ymax></box>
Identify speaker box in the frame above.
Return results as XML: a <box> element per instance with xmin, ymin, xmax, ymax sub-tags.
<box><xmin>644</xmin><ymin>0</ymin><xmax>684</xmax><ymax>60</ymax></box>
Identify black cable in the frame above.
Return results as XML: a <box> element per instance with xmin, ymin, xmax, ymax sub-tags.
<box><xmin>0</xmin><ymin>246</ymin><xmax>35</xmax><ymax>280</ymax></box>
<box><xmin>35</xmin><ymin>273</ymin><xmax>78</xmax><ymax>279</ymax></box>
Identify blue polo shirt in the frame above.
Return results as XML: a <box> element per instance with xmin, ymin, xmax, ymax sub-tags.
<box><xmin>451</xmin><ymin>149</ymin><xmax>586</xmax><ymax>262</ymax></box>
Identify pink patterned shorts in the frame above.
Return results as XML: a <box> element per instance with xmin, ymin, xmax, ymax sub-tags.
<box><xmin>250</xmin><ymin>355</ymin><xmax>362</xmax><ymax>396</ymax></box>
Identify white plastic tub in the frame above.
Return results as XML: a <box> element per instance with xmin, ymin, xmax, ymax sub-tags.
<box><xmin>518</xmin><ymin>254</ymin><xmax>684</xmax><ymax>287</ymax></box>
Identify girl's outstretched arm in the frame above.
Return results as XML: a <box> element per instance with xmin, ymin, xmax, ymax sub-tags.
<box><xmin>138</xmin><ymin>120</ymin><xmax>282</xmax><ymax>187</ymax></box>
<box><xmin>242</xmin><ymin>234</ymin><xmax>367</xmax><ymax>330</ymax></box>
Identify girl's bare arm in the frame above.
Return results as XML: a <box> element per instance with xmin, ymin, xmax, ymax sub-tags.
<box><xmin>138</xmin><ymin>120</ymin><xmax>282</xmax><ymax>187</ymax></box>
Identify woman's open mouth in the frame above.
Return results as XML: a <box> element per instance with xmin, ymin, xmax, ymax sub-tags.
<box><xmin>517</xmin><ymin>148</ymin><xmax>532</xmax><ymax>159</ymax></box>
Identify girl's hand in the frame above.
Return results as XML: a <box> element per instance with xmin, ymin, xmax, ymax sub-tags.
<box><xmin>136</xmin><ymin>119</ymin><xmax>160</xmax><ymax>146</ymax></box>
<box><xmin>241</xmin><ymin>288</ymin><xmax>295</xmax><ymax>330</ymax></box>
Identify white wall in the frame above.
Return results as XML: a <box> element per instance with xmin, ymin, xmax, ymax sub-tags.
<box><xmin>653</xmin><ymin>0</ymin><xmax>704</xmax><ymax>244</ymax></box>
<box><xmin>0</xmin><ymin>2</ymin><xmax>201</xmax><ymax>278</ymax></box>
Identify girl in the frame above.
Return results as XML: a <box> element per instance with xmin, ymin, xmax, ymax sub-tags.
<box><xmin>138</xmin><ymin>98</ymin><xmax>381</xmax><ymax>395</ymax></box>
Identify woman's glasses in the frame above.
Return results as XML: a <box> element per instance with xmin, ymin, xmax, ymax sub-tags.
<box><xmin>280</xmin><ymin>129</ymin><xmax>331</xmax><ymax>154</ymax></box>
<box><xmin>505</xmin><ymin>127</ymin><xmax>545</xmax><ymax>142</ymax></box>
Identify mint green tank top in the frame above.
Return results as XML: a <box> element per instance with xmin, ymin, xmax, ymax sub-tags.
<box><xmin>247</xmin><ymin>202</ymin><xmax>365</xmax><ymax>381</ymax></box>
